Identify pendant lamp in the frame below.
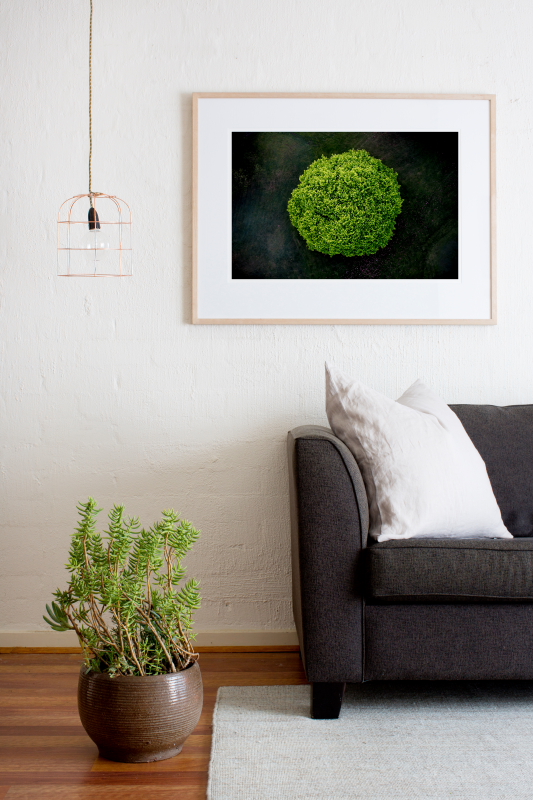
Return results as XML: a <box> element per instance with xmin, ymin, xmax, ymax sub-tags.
<box><xmin>58</xmin><ymin>0</ymin><xmax>132</xmax><ymax>277</ymax></box>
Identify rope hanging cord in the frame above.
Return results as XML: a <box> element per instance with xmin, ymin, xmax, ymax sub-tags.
<box><xmin>87</xmin><ymin>0</ymin><xmax>99</xmax><ymax>230</ymax></box>
<box><xmin>89</xmin><ymin>0</ymin><xmax>93</xmax><ymax>202</ymax></box>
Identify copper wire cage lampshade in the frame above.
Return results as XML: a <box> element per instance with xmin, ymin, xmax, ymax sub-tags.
<box><xmin>57</xmin><ymin>0</ymin><xmax>132</xmax><ymax>277</ymax></box>
<box><xmin>58</xmin><ymin>192</ymin><xmax>132</xmax><ymax>277</ymax></box>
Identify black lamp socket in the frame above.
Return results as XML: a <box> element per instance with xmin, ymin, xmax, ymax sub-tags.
<box><xmin>88</xmin><ymin>207</ymin><xmax>101</xmax><ymax>230</ymax></box>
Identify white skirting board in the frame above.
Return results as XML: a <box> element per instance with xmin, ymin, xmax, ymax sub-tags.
<box><xmin>0</xmin><ymin>629</ymin><xmax>299</xmax><ymax>648</ymax></box>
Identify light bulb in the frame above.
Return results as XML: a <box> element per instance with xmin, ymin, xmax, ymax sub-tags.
<box><xmin>84</xmin><ymin>206</ymin><xmax>109</xmax><ymax>264</ymax></box>
<box><xmin>83</xmin><ymin>228</ymin><xmax>110</xmax><ymax>262</ymax></box>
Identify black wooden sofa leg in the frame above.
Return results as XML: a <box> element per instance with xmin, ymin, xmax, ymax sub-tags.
<box><xmin>311</xmin><ymin>682</ymin><xmax>346</xmax><ymax>719</ymax></box>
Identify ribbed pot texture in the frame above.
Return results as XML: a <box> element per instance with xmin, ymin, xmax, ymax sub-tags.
<box><xmin>78</xmin><ymin>661</ymin><xmax>203</xmax><ymax>762</ymax></box>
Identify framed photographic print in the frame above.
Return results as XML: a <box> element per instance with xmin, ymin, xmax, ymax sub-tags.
<box><xmin>192</xmin><ymin>93</ymin><xmax>495</xmax><ymax>324</ymax></box>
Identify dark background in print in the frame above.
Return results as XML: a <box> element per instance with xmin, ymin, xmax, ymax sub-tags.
<box><xmin>232</xmin><ymin>132</ymin><xmax>458</xmax><ymax>280</ymax></box>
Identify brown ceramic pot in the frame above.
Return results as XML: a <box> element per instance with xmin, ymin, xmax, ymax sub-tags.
<box><xmin>78</xmin><ymin>661</ymin><xmax>203</xmax><ymax>762</ymax></box>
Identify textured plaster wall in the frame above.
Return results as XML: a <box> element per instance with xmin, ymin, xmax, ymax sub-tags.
<box><xmin>1</xmin><ymin>0</ymin><xmax>533</xmax><ymax>637</ymax></box>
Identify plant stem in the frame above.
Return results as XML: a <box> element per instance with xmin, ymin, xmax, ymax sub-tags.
<box><xmin>124</xmin><ymin>624</ymin><xmax>145</xmax><ymax>675</ymax></box>
<box><xmin>125</xmin><ymin>595</ymin><xmax>177</xmax><ymax>673</ymax></box>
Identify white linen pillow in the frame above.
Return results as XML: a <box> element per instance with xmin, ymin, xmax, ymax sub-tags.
<box><xmin>325</xmin><ymin>364</ymin><xmax>512</xmax><ymax>542</ymax></box>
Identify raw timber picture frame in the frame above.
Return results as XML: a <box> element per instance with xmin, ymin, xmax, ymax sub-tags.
<box><xmin>192</xmin><ymin>93</ymin><xmax>496</xmax><ymax>325</ymax></box>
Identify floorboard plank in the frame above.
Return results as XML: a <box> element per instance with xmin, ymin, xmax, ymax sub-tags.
<box><xmin>0</xmin><ymin>727</ymin><xmax>85</xmax><ymax>737</ymax></box>
<box><xmin>0</xmin><ymin>736</ymin><xmax>91</xmax><ymax>748</ymax></box>
<box><xmin>6</xmin><ymin>786</ymin><xmax>206</xmax><ymax>799</ymax></box>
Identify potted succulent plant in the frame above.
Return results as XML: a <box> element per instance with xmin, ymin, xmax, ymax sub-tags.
<box><xmin>44</xmin><ymin>498</ymin><xmax>203</xmax><ymax>762</ymax></box>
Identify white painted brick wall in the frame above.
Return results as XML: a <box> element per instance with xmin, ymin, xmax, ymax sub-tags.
<box><xmin>1</xmin><ymin>0</ymin><xmax>533</xmax><ymax>640</ymax></box>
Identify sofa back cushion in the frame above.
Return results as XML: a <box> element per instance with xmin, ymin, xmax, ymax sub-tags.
<box><xmin>451</xmin><ymin>405</ymin><xmax>533</xmax><ymax>537</ymax></box>
<box><xmin>326</xmin><ymin>366</ymin><xmax>511</xmax><ymax>542</ymax></box>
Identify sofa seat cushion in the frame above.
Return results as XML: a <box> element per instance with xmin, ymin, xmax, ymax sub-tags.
<box><xmin>366</xmin><ymin>538</ymin><xmax>533</xmax><ymax>602</ymax></box>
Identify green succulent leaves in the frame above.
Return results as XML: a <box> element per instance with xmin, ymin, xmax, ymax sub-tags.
<box><xmin>44</xmin><ymin>498</ymin><xmax>201</xmax><ymax>677</ymax></box>
<box><xmin>287</xmin><ymin>149</ymin><xmax>403</xmax><ymax>257</ymax></box>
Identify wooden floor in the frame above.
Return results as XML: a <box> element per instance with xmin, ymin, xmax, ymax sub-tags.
<box><xmin>0</xmin><ymin>651</ymin><xmax>308</xmax><ymax>799</ymax></box>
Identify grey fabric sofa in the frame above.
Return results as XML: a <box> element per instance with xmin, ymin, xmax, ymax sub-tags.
<box><xmin>288</xmin><ymin>404</ymin><xmax>533</xmax><ymax>718</ymax></box>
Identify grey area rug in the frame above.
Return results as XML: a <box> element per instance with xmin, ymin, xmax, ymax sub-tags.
<box><xmin>208</xmin><ymin>682</ymin><xmax>533</xmax><ymax>799</ymax></box>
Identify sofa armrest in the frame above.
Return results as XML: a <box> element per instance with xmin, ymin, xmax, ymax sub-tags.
<box><xmin>287</xmin><ymin>425</ymin><xmax>369</xmax><ymax>683</ymax></box>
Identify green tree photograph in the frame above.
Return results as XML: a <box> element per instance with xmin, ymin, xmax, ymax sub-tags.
<box><xmin>232</xmin><ymin>132</ymin><xmax>458</xmax><ymax>280</ymax></box>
